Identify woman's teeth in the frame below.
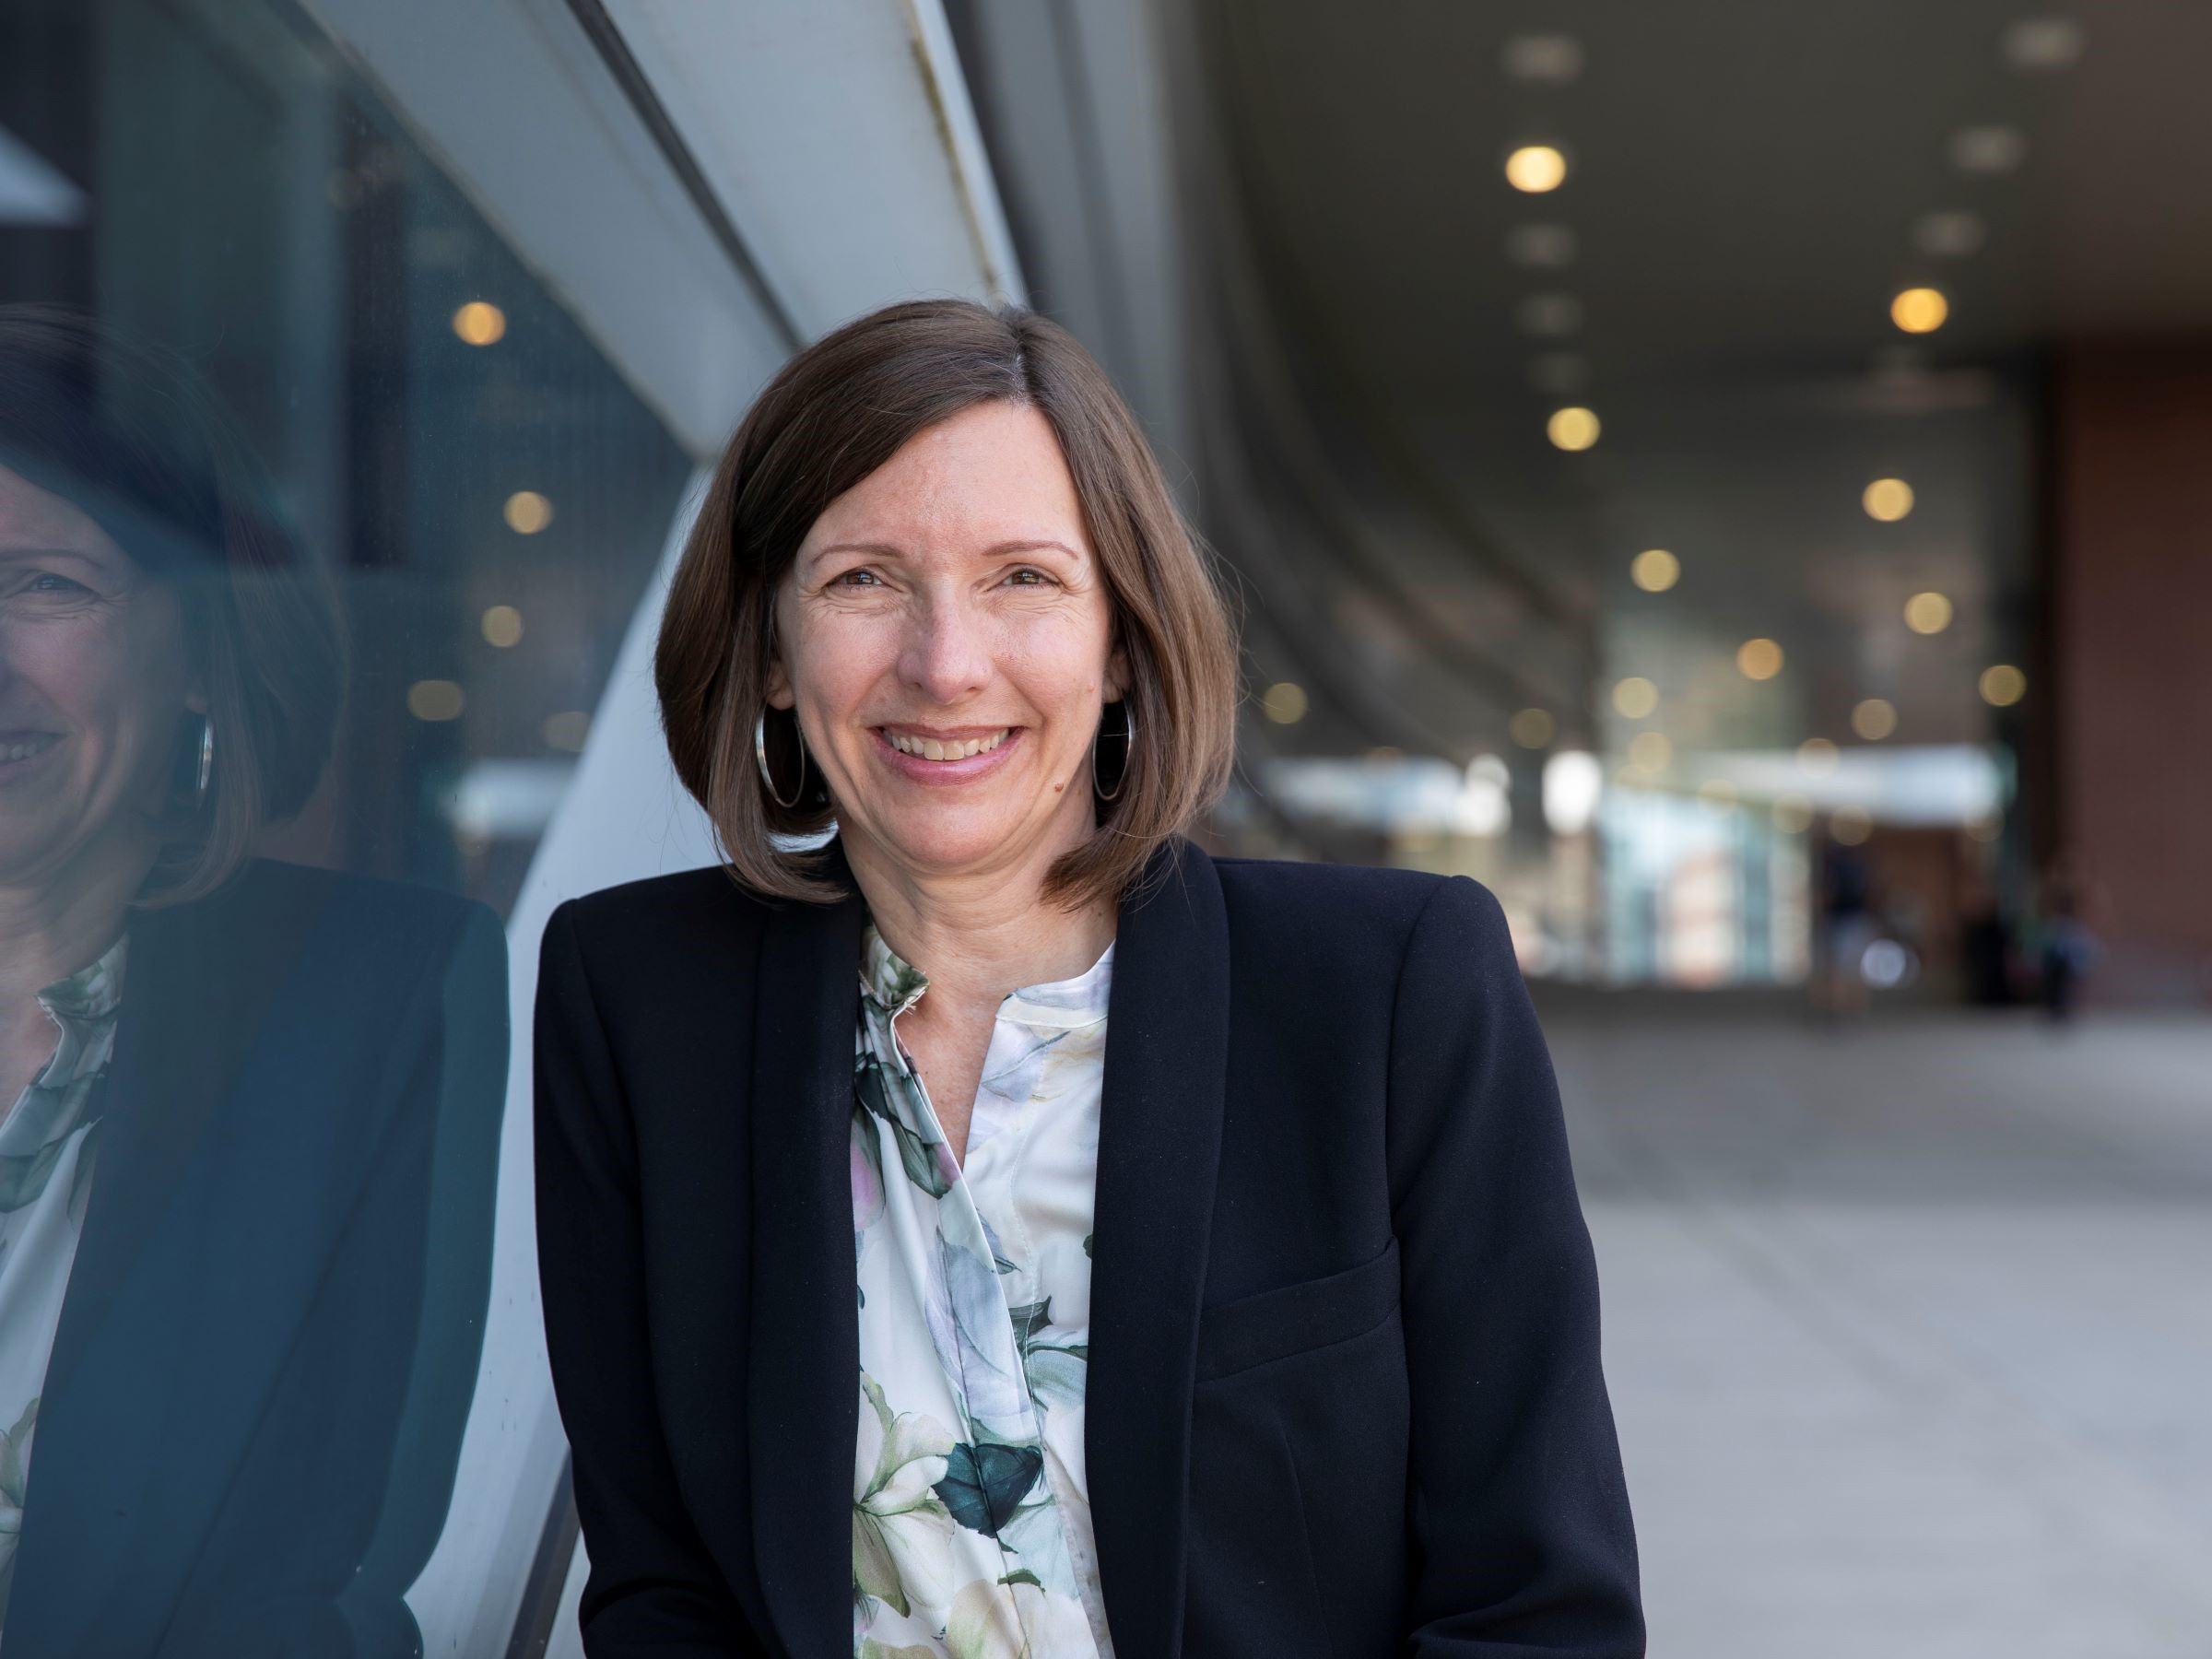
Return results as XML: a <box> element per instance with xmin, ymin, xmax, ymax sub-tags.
<box><xmin>885</xmin><ymin>729</ymin><xmax>1008</xmax><ymax>761</ymax></box>
<box><xmin>0</xmin><ymin>735</ymin><xmax>57</xmax><ymax>763</ymax></box>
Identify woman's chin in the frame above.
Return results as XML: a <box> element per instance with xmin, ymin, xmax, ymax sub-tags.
<box><xmin>856</xmin><ymin>803</ymin><xmax>1083</xmax><ymax>883</ymax></box>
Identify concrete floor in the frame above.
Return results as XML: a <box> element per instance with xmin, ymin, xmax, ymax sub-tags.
<box><xmin>1545</xmin><ymin>1007</ymin><xmax>2212</xmax><ymax>1659</ymax></box>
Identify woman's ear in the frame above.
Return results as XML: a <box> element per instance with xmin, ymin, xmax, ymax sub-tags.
<box><xmin>1105</xmin><ymin>640</ymin><xmax>1132</xmax><ymax>703</ymax></box>
<box><xmin>763</xmin><ymin>653</ymin><xmax>795</xmax><ymax>712</ymax></box>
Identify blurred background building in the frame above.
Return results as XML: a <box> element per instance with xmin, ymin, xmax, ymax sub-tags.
<box><xmin>3</xmin><ymin>1</ymin><xmax>2206</xmax><ymax>1654</ymax></box>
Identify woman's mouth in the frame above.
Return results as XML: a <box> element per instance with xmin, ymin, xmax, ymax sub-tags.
<box><xmin>881</xmin><ymin>728</ymin><xmax>1009</xmax><ymax>760</ymax></box>
<box><xmin>0</xmin><ymin>731</ymin><xmax>61</xmax><ymax>768</ymax></box>
<box><xmin>872</xmin><ymin>725</ymin><xmax>1020</xmax><ymax>783</ymax></box>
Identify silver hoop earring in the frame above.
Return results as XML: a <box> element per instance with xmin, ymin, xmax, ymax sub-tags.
<box><xmin>754</xmin><ymin>710</ymin><xmax>807</xmax><ymax>810</ymax></box>
<box><xmin>1093</xmin><ymin>701</ymin><xmax>1135</xmax><ymax>803</ymax></box>
<box><xmin>194</xmin><ymin>716</ymin><xmax>215</xmax><ymax>811</ymax></box>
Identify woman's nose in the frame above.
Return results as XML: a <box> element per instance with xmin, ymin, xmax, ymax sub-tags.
<box><xmin>898</xmin><ymin>594</ymin><xmax>992</xmax><ymax>706</ymax></box>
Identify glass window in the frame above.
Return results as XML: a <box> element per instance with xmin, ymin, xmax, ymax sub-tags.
<box><xmin>0</xmin><ymin>0</ymin><xmax>695</xmax><ymax>1649</ymax></box>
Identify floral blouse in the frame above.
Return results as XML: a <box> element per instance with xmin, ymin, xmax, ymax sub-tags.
<box><xmin>0</xmin><ymin>935</ymin><xmax>126</xmax><ymax>1618</ymax></box>
<box><xmin>850</xmin><ymin>922</ymin><xmax>1115</xmax><ymax>1659</ymax></box>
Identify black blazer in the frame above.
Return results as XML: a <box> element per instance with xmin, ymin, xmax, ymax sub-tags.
<box><xmin>535</xmin><ymin>837</ymin><xmax>1641</xmax><ymax>1658</ymax></box>
<box><xmin>7</xmin><ymin>860</ymin><xmax>509</xmax><ymax>1659</ymax></box>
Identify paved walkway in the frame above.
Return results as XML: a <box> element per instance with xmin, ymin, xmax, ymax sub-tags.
<box><xmin>1543</xmin><ymin>1008</ymin><xmax>2212</xmax><ymax>1659</ymax></box>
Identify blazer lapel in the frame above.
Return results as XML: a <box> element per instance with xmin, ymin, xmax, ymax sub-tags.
<box><xmin>1087</xmin><ymin>837</ymin><xmax>1231</xmax><ymax>1659</ymax></box>
<box><xmin>746</xmin><ymin>842</ymin><xmax>866</xmax><ymax>1658</ymax></box>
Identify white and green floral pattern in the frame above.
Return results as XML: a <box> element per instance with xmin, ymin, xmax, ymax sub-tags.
<box><xmin>851</xmin><ymin>922</ymin><xmax>1113</xmax><ymax>1659</ymax></box>
<box><xmin>0</xmin><ymin>935</ymin><xmax>125</xmax><ymax>1618</ymax></box>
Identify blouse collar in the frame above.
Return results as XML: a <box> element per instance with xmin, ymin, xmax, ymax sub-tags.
<box><xmin>859</xmin><ymin>921</ymin><xmax>1114</xmax><ymax>1033</ymax></box>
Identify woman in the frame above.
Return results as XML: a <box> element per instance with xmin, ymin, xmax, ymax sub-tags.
<box><xmin>0</xmin><ymin>306</ymin><xmax>507</xmax><ymax>1656</ymax></box>
<box><xmin>536</xmin><ymin>300</ymin><xmax>1642</xmax><ymax>1658</ymax></box>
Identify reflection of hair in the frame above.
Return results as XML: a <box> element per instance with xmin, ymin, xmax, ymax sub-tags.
<box><xmin>0</xmin><ymin>305</ymin><xmax>346</xmax><ymax>901</ymax></box>
<box><xmin>656</xmin><ymin>299</ymin><xmax>1240</xmax><ymax>907</ymax></box>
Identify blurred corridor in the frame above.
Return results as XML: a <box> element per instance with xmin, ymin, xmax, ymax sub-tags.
<box><xmin>1550</xmin><ymin>1004</ymin><xmax>2212</xmax><ymax>1656</ymax></box>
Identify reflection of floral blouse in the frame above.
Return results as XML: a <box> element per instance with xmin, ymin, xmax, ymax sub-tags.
<box><xmin>850</xmin><ymin>922</ymin><xmax>1115</xmax><ymax>1659</ymax></box>
<box><xmin>0</xmin><ymin>935</ymin><xmax>126</xmax><ymax>1616</ymax></box>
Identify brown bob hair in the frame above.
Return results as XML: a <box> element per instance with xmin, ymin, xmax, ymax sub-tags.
<box><xmin>655</xmin><ymin>299</ymin><xmax>1239</xmax><ymax>908</ymax></box>
<box><xmin>0</xmin><ymin>305</ymin><xmax>346</xmax><ymax>903</ymax></box>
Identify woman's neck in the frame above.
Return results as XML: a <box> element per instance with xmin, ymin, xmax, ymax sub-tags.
<box><xmin>846</xmin><ymin>841</ymin><xmax>1116</xmax><ymax>1020</ymax></box>
<box><xmin>0</xmin><ymin>836</ymin><xmax>152</xmax><ymax>1060</ymax></box>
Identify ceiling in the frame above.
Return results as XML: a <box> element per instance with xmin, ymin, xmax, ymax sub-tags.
<box><xmin>1176</xmin><ymin>0</ymin><xmax>2208</xmax><ymax>756</ymax></box>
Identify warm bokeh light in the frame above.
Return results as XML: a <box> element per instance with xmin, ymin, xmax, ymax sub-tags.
<box><xmin>1612</xmin><ymin>676</ymin><xmax>1659</xmax><ymax>719</ymax></box>
<box><xmin>1891</xmin><ymin>287</ymin><xmax>1949</xmax><ymax>334</ymax></box>
<box><xmin>407</xmin><ymin>679</ymin><xmax>465</xmax><ymax>722</ymax></box>
<box><xmin>1950</xmin><ymin>124</ymin><xmax>2027</xmax><ymax>175</ymax></box>
<box><xmin>1831</xmin><ymin>806</ymin><xmax>1874</xmax><ymax>846</ymax></box>
<box><xmin>1505</xmin><ymin>223</ymin><xmax>1577</xmax><ymax>269</ymax></box>
<box><xmin>1696</xmin><ymin>778</ymin><xmax>1738</xmax><ymax>810</ymax></box>
<box><xmin>1504</xmin><ymin>145</ymin><xmax>1568</xmax><ymax>194</ymax></box>
<box><xmin>481</xmin><ymin>605</ymin><xmax>524</xmax><ymax>648</ymax></box>
<box><xmin>1630</xmin><ymin>548</ymin><xmax>1680</xmax><ymax>592</ymax></box>
<box><xmin>543</xmin><ymin>710</ymin><xmax>592</xmax><ymax>752</ymax></box>
<box><xmin>1772</xmin><ymin>794</ymin><xmax>1814</xmax><ymax>833</ymax></box>
<box><xmin>1980</xmin><ymin>664</ymin><xmax>2028</xmax><ymax>706</ymax></box>
<box><xmin>504</xmin><ymin>490</ymin><xmax>555</xmax><ymax>535</ymax></box>
<box><xmin>1852</xmin><ymin>697</ymin><xmax>1898</xmax><ymax>741</ymax></box>
<box><xmin>1502</xmin><ymin>34</ymin><xmax>1583</xmax><ymax>85</ymax></box>
<box><xmin>452</xmin><ymin>300</ymin><xmax>507</xmax><ymax>346</ymax></box>
<box><xmin>1904</xmin><ymin>591</ymin><xmax>1954</xmax><ymax>634</ymax></box>
<box><xmin>1547</xmin><ymin>406</ymin><xmax>1601</xmax><ymax>451</ymax></box>
<box><xmin>1797</xmin><ymin>737</ymin><xmax>1840</xmax><ymax>776</ymax></box>
<box><xmin>1863</xmin><ymin>477</ymin><xmax>1914</xmax><ymax>522</ymax></box>
<box><xmin>1737</xmin><ymin>637</ymin><xmax>1784</xmax><ymax>680</ymax></box>
<box><xmin>1511</xmin><ymin>707</ymin><xmax>1557</xmax><ymax>748</ymax></box>
<box><xmin>1628</xmin><ymin>731</ymin><xmax>1673</xmax><ymax>771</ymax></box>
<box><xmin>1261</xmin><ymin>680</ymin><xmax>1309</xmax><ymax>724</ymax></box>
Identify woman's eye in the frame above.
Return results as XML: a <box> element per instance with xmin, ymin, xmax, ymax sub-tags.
<box><xmin>832</xmin><ymin>569</ymin><xmax>882</xmax><ymax>589</ymax></box>
<box><xmin>1005</xmin><ymin>568</ymin><xmax>1054</xmax><ymax>588</ymax></box>
<box><xmin>26</xmin><ymin>572</ymin><xmax>94</xmax><ymax>596</ymax></box>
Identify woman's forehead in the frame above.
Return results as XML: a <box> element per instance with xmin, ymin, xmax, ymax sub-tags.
<box><xmin>0</xmin><ymin>459</ymin><xmax>124</xmax><ymax>559</ymax></box>
<box><xmin>806</xmin><ymin>404</ymin><xmax>1087</xmax><ymax>549</ymax></box>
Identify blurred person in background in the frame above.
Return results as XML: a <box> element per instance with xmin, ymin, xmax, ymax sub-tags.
<box><xmin>1814</xmin><ymin>834</ymin><xmax>1877</xmax><ymax>1018</ymax></box>
<box><xmin>2030</xmin><ymin>854</ymin><xmax>2100</xmax><ymax>1022</ymax></box>
<box><xmin>0</xmin><ymin>306</ymin><xmax>507</xmax><ymax>1656</ymax></box>
<box><xmin>535</xmin><ymin>300</ymin><xmax>1642</xmax><ymax>1659</ymax></box>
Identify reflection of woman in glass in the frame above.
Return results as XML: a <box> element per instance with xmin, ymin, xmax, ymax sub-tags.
<box><xmin>0</xmin><ymin>306</ymin><xmax>507</xmax><ymax>1655</ymax></box>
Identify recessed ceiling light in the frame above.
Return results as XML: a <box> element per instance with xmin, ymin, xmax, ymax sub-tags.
<box><xmin>1863</xmin><ymin>478</ymin><xmax>1915</xmax><ymax>522</ymax></box>
<box><xmin>1515</xmin><ymin>293</ymin><xmax>1584</xmax><ymax>337</ymax></box>
<box><xmin>1502</xmin><ymin>34</ymin><xmax>1583</xmax><ymax>85</ymax></box>
<box><xmin>1630</xmin><ymin>549</ymin><xmax>1680</xmax><ymax>593</ymax></box>
<box><xmin>1505</xmin><ymin>223</ymin><xmax>1578</xmax><ymax>269</ymax></box>
<box><xmin>1912</xmin><ymin>209</ymin><xmax>1987</xmax><ymax>258</ymax></box>
<box><xmin>1527</xmin><ymin>352</ymin><xmax>1591</xmax><ymax>395</ymax></box>
<box><xmin>1950</xmin><ymin>125</ymin><xmax>2027</xmax><ymax>175</ymax></box>
<box><xmin>1890</xmin><ymin>287</ymin><xmax>1949</xmax><ymax>334</ymax></box>
<box><xmin>1504</xmin><ymin>146</ymin><xmax>1569</xmax><ymax>194</ymax></box>
<box><xmin>2001</xmin><ymin>18</ymin><xmax>2085</xmax><ymax>72</ymax></box>
<box><xmin>1904</xmin><ymin>591</ymin><xmax>1954</xmax><ymax>634</ymax></box>
<box><xmin>1547</xmin><ymin>406</ymin><xmax>1601</xmax><ymax>451</ymax></box>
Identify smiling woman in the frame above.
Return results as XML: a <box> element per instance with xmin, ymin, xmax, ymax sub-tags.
<box><xmin>536</xmin><ymin>299</ymin><xmax>1641</xmax><ymax>1659</ymax></box>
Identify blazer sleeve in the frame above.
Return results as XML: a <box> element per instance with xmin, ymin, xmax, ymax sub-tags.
<box><xmin>1385</xmin><ymin>877</ymin><xmax>1645</xmax><ymax>1656</ymax></box>
<box><xmin>535</xmin><ymin>900</ymin><xmax>761</xmax><ymax>1657</ymax></box>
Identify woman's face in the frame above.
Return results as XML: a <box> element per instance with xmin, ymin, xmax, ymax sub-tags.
<box><xmin>0</xmin><ymin>460</ymin><xmax>199</xmax><ymax>891</ymax></box>
<box><xmin>770</xmin><ymin>401</ymin><xmax>1126</xmax><ymax>890</ymax></box>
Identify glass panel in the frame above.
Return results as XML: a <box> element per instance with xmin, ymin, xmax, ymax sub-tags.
<box><xmin>0</xmin><ymin>0</ymin><xmax>689</xmax><ymax>1648</ymax></box>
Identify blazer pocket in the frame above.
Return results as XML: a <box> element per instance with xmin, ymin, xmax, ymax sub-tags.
<box><xmin>1194</xmin><ymin>1238</ymin><xmax>1401</xmax><ymax>1383</ymax></box>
